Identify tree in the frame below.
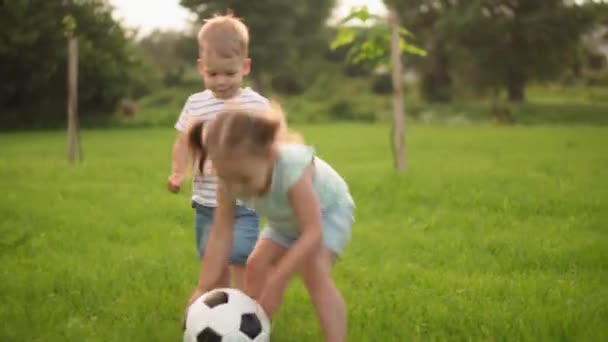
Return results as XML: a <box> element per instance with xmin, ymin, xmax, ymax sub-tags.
<box><xmin>390</xmin><ymin>0</ymin><xmax>458</xmax><ymax>102</ymax></box>
<box><xmin>449</xmin><ymin>0</ymin><xmax>596</xmax><ymax>103</ymax></box>
<box><xmin>331</xmin><ymin>6</ymin><xmax>426</xmax><ymax>172</ymax></box>
<box><xmin>138</xmin><ymin>29</ymin><xmax>198</xmax><ymax>87</ymax></box>
<box><xmin>179</xmin><ymin>0</ymin><xmax>335</xmax><ymax>92</ymax></box>
<box><xmin>0</xmin><ymin>0</ymin><xmax>152</xmax><ymax>129</ymax></box>
<box><xmin>389</xmin><ymin>0</ymin><xmax>606</xmax><ymax>105</ymax></box>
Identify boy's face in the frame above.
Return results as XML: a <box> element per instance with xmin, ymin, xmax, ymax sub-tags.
<box><xmin>198</xmin><ymin>51</ymin><xmax>251</xmax><ymax>100</ymax></box>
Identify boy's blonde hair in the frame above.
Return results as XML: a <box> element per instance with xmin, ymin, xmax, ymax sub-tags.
<box><xmin>197</xmin><ymin>11</ymin><xmax>249</xmax><ymax>58</ymax></box>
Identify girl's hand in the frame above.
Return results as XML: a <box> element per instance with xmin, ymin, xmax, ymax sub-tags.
<box><xmin>182</xmin><ymin>287</ymin><xmax>206</xmax><ymax>330</ymax></box>
<box><xmin>183</xmin><ymin>185</ymin><xmax>235</xmax><ymax>329</ymax></box>
<box><xmin>258</xmin><ymin>275</ymin><xmax>287</xmax><ymax>317</ymax></box>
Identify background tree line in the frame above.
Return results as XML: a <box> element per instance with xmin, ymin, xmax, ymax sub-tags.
<box><xmin>1</xmin><ymin>0</ymin><xmax>607</xmax><ymax>129</ymax></box>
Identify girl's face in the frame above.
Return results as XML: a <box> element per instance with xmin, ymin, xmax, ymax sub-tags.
<box><xmin>213</xmin><ymin>150</ymin><xmax>275</xmax><ymax>198</ymax></box>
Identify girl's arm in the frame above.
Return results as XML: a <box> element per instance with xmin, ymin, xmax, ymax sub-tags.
<box><xmin>272</xmin><ymin>166</ymin><xmax>323</xmax><ymax>284</ymax></box>
<box><xmin>196</xmin><ymin>184</ymin><xmax>236</xmax><ymax>291</ymax></box>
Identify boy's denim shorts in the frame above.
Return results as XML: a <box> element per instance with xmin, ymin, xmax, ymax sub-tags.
<box><xmin>192</xmin><ymin>201</ymin><xmax>260</xmax><ymax>265</ymax></box>
<box><xmin>259</xmin><ymin>204</ymin><xmax>354</xmax><ymax>257</ymax></box>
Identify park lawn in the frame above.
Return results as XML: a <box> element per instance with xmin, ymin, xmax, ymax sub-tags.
<box><xmin>0</xmin><ymin>124</ymin><xmax>606</xmax><ymax>341</ymax></box>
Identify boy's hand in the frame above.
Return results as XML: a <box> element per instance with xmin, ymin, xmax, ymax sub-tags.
<box><xmin>167</xmin><ymin>174</ymin><xmax>182</xmax><ymax>193</ymax></box>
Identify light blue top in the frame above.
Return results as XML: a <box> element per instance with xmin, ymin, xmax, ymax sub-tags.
<box><xmin>236</xmin><ymin>144</ymin><xmax>354</xmax><ymax>232</ymax></box>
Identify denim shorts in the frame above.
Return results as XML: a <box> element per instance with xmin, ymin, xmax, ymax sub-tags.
<box><xmin>192</xmin><ymin>201</ymin><xmax>260</xmax><ymax>265</ymax></box>
<box><xmin>259</xmin><ymin>204</ymin><xmax>354</xmax><ymax>257</ymax></box>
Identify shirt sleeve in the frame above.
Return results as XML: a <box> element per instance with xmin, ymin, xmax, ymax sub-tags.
<box><xmin>279</xmin><ymin>145</ymin><xmax>315</xmax><ymax>193</ymax></box>
<box><xmin>174</xmin><ymin>98</ymin><xmax>190</xmax><ymax>132</ymax></box>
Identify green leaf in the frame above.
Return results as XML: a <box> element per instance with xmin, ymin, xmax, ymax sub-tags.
<box><xmin>398</xmin><ymin>27</ymin><xmax>414</xmax><ymax>38</ymax></box>
<box><xmin>399</xmin><ymin>39</ymin><xmax>427</xmax><ymax>56</ymax></box>
<box><xmin>62</xmin><ymin>15</ymin><xmax>77</xmax><ymax>37</ymax></box>
<box><xmin>339</xmin><ymin>6</ymin><xmax>371</xmax><ymax>25</ymax></box>
<box><xmin>331</xmin><ymin>6</ymin><xmax>426</xmax><ymax>67</ymax></box>
<box><xmin>352</xmin><ymin>6</ymin><xmax>371</xmax><ymax>22</ymax></box>
<box><xmin>331</xmin><ymin>28</ymin><xmax>356</xmax><ymax>50</ymax></box>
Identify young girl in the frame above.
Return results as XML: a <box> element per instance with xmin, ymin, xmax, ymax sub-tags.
<box><xmin>184</xmin><ymin>104</ymin><xmax>355</xmax><ymax>342</ymax></box>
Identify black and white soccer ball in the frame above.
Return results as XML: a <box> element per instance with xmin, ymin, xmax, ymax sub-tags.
<box><xmin>184</xmin><ymin>288</ymin><xmax>271</xmax><ymax>342</ymax></box>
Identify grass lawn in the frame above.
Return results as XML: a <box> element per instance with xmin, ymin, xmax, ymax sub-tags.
<box><xmin>1</xmin><ymin>124</ymin><xmax>606</xmax><ymax>341</ymax></box>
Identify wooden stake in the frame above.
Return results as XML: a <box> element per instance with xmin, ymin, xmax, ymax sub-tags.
<box><xmin>389</xmin><ymin>9</ymin><xmax>406</xmax><ymax>172</ymax></box>
<box><xmin>67</xmin><ymin>36</ymin><xmax>81</xmax><ymax>163</ymax></box>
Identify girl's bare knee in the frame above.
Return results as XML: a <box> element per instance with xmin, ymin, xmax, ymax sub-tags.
<box><xmin>245</xmin><ymin>256</ymin><xmax>270</xmax><ymax>297</ymax></box>
<box><xmin>246</xmin><ymin>254</ymin><xmax>264</xmax><ymax>275</ymax></box>
<box><xmin>302</xmin><ymin>267</ymin><xmax>331</xmax><ymax>295</ymax></box>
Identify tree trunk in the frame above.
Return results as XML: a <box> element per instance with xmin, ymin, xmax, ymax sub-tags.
<box><xmin>491</xmin><ymin>87</ymin><xmax>513</xmax><ymax>125</ymax></box>
<box><xmin>389</xmin><ymin>9</ymin><xmax>406</xmax><ymax>172</ymax></box>
<box><xmin>507</xmin><ymin>67</ymin><xmax>526</xmax><ymax>103</ymax></box>
<box><xmin>67</xmin><ymin>37</ymin><xmax>81</xmax><ymax>163</ymax></box>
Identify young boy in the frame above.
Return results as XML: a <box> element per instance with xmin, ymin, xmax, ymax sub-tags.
<box><xmin>167</xmin><ymin>13</ymin><xmax>268</xmax><ymax>290</ymax></box>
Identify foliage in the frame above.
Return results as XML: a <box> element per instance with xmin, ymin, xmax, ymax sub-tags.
<box><xmin>179</xmin><ymin>0</ymin><xmax>336</xmax><ymax>91</ymax></box>
<box><xmin>390</xmin><ymin>0</ymin><xmax>602</xmax><ymax>103</ymax></box>
<box><xmin>330</xmin><ymin>6</ymin><xmax>426</xmax><ymax>69</ymax></box>
<box><xmin>0</xmin><ymin>0</ymin><xmax>156</xmax><ymax>129</ymax></box>
<box><xmin>137</xmin><ymin>29</ymin><xmax>199</xmax><ymax>87</ymax></box>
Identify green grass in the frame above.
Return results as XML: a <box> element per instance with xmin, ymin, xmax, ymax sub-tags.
<box><xmin>1</xmin><ymin>124</ymin><xmax>607</xmax><ymax>341</ymax></box>
<box><xmin>114</xmin><ymin>84</ymin><xmax>608</xmax><ymax>129</ymax></box>
<box><xmin>405</xmin><ymin>85</ymin><xmax>608</xmax><ymax>126</ymax></box>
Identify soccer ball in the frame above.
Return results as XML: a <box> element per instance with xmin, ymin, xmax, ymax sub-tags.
<box><xmin>184</xmin><ymin>288</ymin><xmax>271</xmax><ymax>342</ymax></box>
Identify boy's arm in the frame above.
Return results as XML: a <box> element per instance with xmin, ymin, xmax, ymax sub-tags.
<box><xmin>168</xmin><ymin>98</ymin><xmax>192</xmax><ymax>193</ymax></box>
<box><xmin>167</xmin><ymin>132</ymin><xmax>189</xmax><ymax>193</ymax></box>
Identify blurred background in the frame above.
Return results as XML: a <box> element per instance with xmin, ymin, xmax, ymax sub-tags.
<box><xmin>3</xmin><ymin>0</ymin><xmax>608</xmax><ymax>130</ymax></box>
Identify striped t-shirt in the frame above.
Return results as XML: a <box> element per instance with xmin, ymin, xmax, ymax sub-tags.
<box><xmin>175</xmin><ymin>87</ymin><xmax>269</xmax><ymax>207</ymax></box>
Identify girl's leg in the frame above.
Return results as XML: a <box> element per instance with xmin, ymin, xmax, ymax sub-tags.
<box><xmin>245</xmin><ymin>238</ymin><xmax>286</xmax><ymax>299</ymax></box>
<box><xmin>230</xmin><ymin>265</ymin><xmax>245</xmax><ymax>290</ymax></box>
<box><xmin>216</xmin><ymin>264</ymin><xmax>231</xmax><ymax>288</ymax></box>
<box><xmin>300</xmin><ymin>247</ymin><xmax>346</xmax><ymax>342</ymax></box>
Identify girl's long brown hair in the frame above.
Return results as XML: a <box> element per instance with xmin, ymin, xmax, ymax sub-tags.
<box><xmin>186</xmin><ymin>120</ymin><xmax>207</xmax><ymax>174</ymax></box>
<box><xmin>185</xmin><ymin>102</ymin><xmax>303</xmax><ymax>174</ymax></box>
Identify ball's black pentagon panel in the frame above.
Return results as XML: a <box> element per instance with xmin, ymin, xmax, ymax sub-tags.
<box><xmin>203</xmin><ymin>290</ymin><xmax>229</xmax><ymax>308</ymax></box>
<box><xmin>196</xmin><ymin>327</ymin><xmax>222</xmax><ymax>342</ymax></box>
<box><xmin>240</xmin><ymin>313</ymin><xmax>262</xmax><ymax>339</ymax></box>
